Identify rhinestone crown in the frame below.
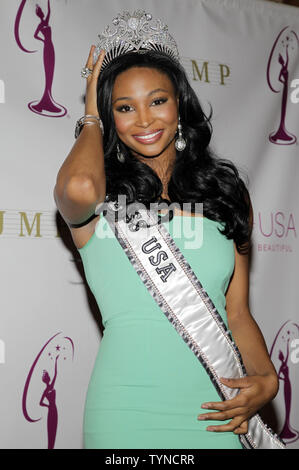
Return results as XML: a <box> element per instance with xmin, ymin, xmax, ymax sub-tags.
<box><xmin>93</xmin><ymin>10</ymin><xmax>180</xmax><ymax>70</ymax></box>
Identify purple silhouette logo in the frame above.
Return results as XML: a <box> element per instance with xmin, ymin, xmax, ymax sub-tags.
<box><xmin>270</xmin><ymin>321</ymin><xmax>299</xmax><ymax>444</ymax></box>
<box><xmin>14</xmin><ymin>0</ymin><xmax>67</xmax><ymax>117</ymax></box>
<box><xmin>267</xmin><ymin>26</ymin><xmax>299</xmax><ymax>145</ymax></box>
<box><xmin>22</xmin><ymin>332</ymin><xmax>74</xmax><ymax>449</ymax></box>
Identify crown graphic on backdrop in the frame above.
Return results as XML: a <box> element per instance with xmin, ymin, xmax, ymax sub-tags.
<box><xmin>93</xmin><ymin>10</ymin><xmax>180</xmax><ymax>71</ymax></box>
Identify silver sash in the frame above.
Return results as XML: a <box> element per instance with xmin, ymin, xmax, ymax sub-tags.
<box><xmin>102</xmin><ymin>201</ymin><xmax>285</xmax><ymax>449</ymax></box>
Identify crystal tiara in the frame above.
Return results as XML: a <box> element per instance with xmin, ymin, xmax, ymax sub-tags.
<box><xmin>93</xmin><ymin>10</ymin><xmax>180</xmax><ymax>71</ymax></box>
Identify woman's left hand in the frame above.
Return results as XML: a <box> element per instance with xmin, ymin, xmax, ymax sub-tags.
<box><xmin>197</xmin><ymin>374</ymin><xmax>278</xmax><ymax>434</ymax></box>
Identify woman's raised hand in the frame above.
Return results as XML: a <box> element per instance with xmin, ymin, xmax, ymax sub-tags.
<box><xmin>84</xmin><ymin>45</ymin><xmax>106</xmax><ymax>117</ymax></box>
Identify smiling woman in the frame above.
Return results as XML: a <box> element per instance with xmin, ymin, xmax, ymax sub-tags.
<box><xmin>112</xmin><ymin>70</ymin><xmax>178</xmax><ymax>160</ymax></box>
<box><xmin>53</xmin><ymin>10</ymin><xmax>282</xmax><ymax>450</ymax></box>
<box><xmin>96</xmin><ymin>49</ymin><xmax>252</xmax><ymax>254</ymax></box>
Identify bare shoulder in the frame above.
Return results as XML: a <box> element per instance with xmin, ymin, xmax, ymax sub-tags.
<box><xmin>68</xmin><ymin>214</ymin><xmax>100</xmax><ymax>250</ymax></box>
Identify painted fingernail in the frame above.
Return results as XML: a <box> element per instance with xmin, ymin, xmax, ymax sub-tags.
<box><xmin>197</xmin><ymin>415</ymin><xmax>206</xmax><ymax>420</ymax></box>
<box><xmin>206</xmin><ymin>426</ymin><xmax>216</xmax><ymax>432</ymax></box>
<box><xmin>201</xmin><ymin>404</ymin><xmax>209</xmax><ymax>409</ymax></box>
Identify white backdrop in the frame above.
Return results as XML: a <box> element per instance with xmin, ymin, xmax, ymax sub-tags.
<box><xmin>1</xmin><ymin>0</ymin><xmax>299</xmax><ymax>449</ymax></box>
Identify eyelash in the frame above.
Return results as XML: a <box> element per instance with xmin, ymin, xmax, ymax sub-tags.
<box><xmin>116</xmin><ymin>98</ymin><xmax>168</xmax><ymax>113</ymax></box>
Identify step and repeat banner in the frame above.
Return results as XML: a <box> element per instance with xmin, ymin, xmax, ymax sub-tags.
<box><xmin>0</xmin><ymin>0</ymin><xmax>299</xmax><ymax>449</ymax></box>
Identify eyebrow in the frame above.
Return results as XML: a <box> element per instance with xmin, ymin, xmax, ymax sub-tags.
<box><xmin>112</xmin><ymin>88</ymin><xmax>169</xmax><ymax>104</ymax></box>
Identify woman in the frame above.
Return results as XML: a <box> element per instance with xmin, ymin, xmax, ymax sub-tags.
<box><xmin>54</xmin><ymin>12</ymin><xmax>280</xmax><ymax>449</ymax></box>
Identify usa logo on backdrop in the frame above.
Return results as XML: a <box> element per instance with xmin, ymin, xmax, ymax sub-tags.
<box><xmin>22</xmin><ymin>332</ymin><xmax>74</xmax><ymax>449</ymax></box>
<box><xmin>15</xmin><ymin>0</ymin><xmax>67</xmax><ymax>117</ymax></box>
<box><xmin>267</xmin><ymin>26</ymin><xmax>299</xmax><ymax>145</ymax></box>
<box><xmin>256</xmin><ymin>210</ymin><xmax>297</xmax><ymax>253</ymax></box>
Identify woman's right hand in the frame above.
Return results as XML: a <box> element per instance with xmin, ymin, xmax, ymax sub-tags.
<box><xmin>84</xmin><ymin>45</ymin><xmax>106</xmax><ymax>117</ymax></box>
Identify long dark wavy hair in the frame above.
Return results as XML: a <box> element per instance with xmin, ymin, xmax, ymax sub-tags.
<box><xmin>96</xmin><ymin>50</ymin><xmax>252</xmax><ymax>254</ymax></box>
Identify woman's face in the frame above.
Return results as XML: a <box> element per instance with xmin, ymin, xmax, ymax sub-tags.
<box><xmin>112</xmin><ymin>67</ymin><xmax>179</xmax><ymax>159</ymax></box>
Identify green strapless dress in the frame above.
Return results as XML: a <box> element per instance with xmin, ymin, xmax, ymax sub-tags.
<box><xmin>78</xmin><ymin>213</ymin><xmax>243</xmax><ymax>449</ymax></box>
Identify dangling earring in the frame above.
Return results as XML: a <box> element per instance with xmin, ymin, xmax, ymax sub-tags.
<box><xmin>175</xmin><ymin>115</ymin><xmax>186</xmax><ymax>152</ymax></box>
<box><xmin>117</xmin><ymin>143</ymin><xmax>125</xmax><ymax>163</ymax></box>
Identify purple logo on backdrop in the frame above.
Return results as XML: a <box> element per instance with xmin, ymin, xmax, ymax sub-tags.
<box><xmin>14</xmin><ymin>0</ymin><xmax>67</xmax><ymax>117</ymax></box>
<box><xmin>267</xmin><ymin>26</ymin><xmax>299</xmax><ymax>145</ymax></box>
<box><xmin>270</xmin><ymin>321</ymin><xmax>299</xmax><ymax>444</ymax></box>
<box><xmin>22</xmin><ymin>332</ymin><xmax>74</xmax><ymax>449</ymax></box>
<box><xmin>257</xmin><ymin>210</ymin><xmax>296</xmax><ymax>253</ymax></box>
<box><xmin>258</xmin><ymin>211</ymin><xmax>296</xmax><ymax>238</ymax></box>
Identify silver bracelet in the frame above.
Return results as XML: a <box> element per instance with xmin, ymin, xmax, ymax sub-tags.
<box><xmin>75</xmin><ymin>115</ymin><xmax>104</xmax><ymax>139</ymax></box>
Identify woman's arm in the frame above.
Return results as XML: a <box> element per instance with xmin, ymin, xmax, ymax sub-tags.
<box><xmin>225</xmin><ymin>198</ymin><xmax>278</xmax><ymax>383</ymax></box>
<box><xmin>54</xmin><ymin>124</ymin><xmax>106</xmax><ymax>226</ymax></box>
<box><xmin>197</xmin><ymin>196</ymin><xmax>279</xmax><ymax>434</ymax></box>
<box><xmin>54</xmin><ymin>48</ymin><xmax>106</xmax><ymax>227</ymax></box>
<box><xmin>228</xmin><ymin>310</ymin><xmax>277</xmax><ymax>380</ymax></box>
